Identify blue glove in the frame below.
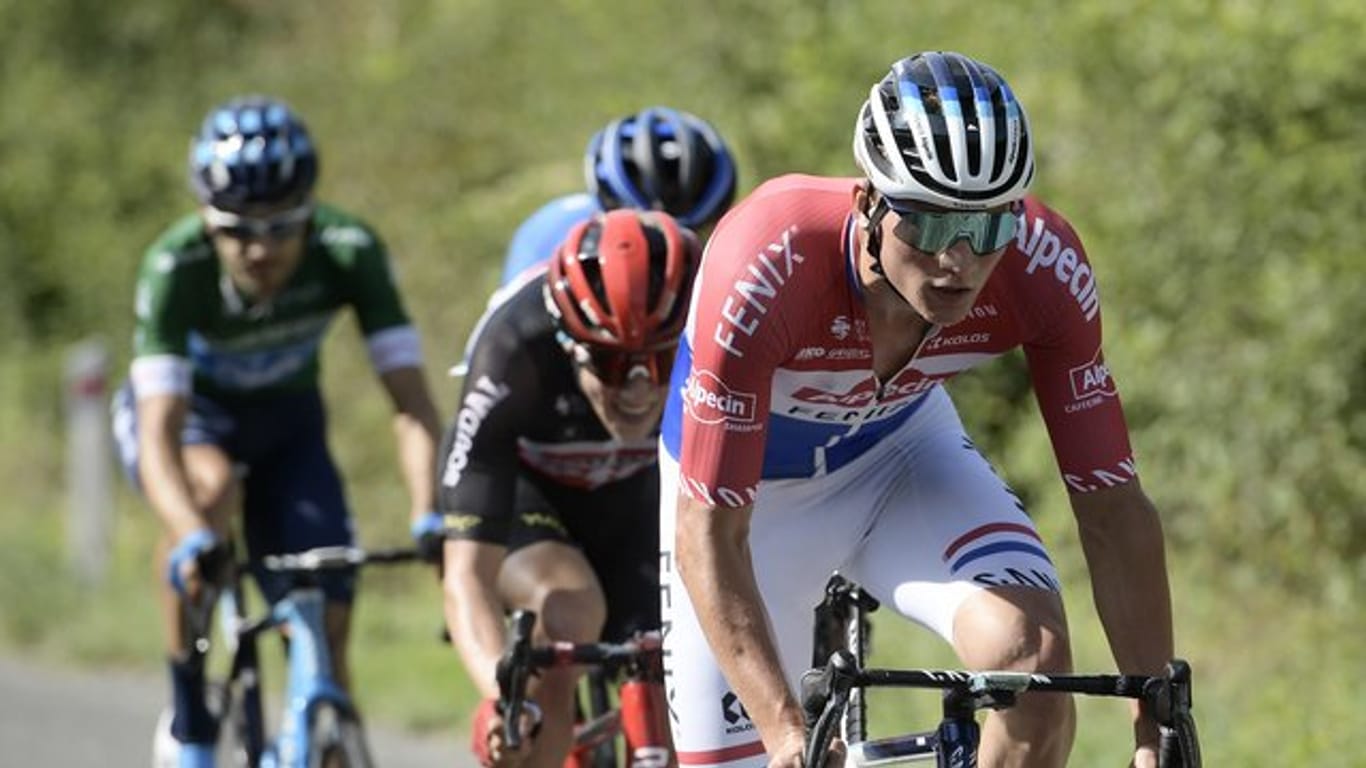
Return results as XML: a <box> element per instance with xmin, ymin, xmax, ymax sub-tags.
<box><xmin>410</xmin><ymin>511</ymin><xmax>446</xmax><ymax>564</ymax></box>
<box><xmin>166</xmin><ymin>529</ymin><xmax>220</xmax><ymax>597</ymax></box>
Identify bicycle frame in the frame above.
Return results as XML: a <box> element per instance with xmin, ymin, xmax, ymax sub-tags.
<box><xmin>185</xmin><ymin>545</ymin><xmax>417</xmax><ymax>768</ymax></box>
<box><xmin>498</xmin><ymin>609</ymin><xmax>675</xmax><ymax>768</ymax></box>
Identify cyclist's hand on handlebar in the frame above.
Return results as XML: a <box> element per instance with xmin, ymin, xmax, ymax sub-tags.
<box><xmin>1132</xmin><ymin>705</ymin><xmax>1161</xmax><ymax>767</ymax></box>
<box><xmin>166</xmin><ymin>529</ymin><xmax>223</xmax><ymax>602</ymax></box>
<box><xmin>410</xmin><ymin>511</ymin><xmax>446</xmax><ymax>566</ymax></box>
<box><xmin>470</xmin><ymin>697</ymin><xmax>539</xmax><ymax>768</ymax></box>
<box><xmin>772</xmin><ymin>729</ymin><xmax>845</xmax><ymax>768</ymax></box>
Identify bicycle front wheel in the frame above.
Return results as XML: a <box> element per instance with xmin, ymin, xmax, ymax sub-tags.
<box><xmin>306</xmin><ymin>702</ymin><xmax>373</xmax><ymax>768</ymax></box>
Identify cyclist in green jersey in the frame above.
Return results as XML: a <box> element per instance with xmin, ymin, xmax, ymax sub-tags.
<box><xmin>112</xmin><ymin>95</ymin><xmax>444</xmax><ymax>768</ymax></box>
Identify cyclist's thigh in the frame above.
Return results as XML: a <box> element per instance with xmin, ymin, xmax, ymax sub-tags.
<box><xmin>658</xmin><ymin>449</ymin><xmax>872</xmax><ymax>768</ymax></box>
<box><xmin>237</xmin><ymin>392</ymin><xmax>355</xmax><ymax>604</ymax></box>
<box><xmin>844</xmin><ymin>387</ymin><xmax>1061</xmax><ymax>644</ymax></box>
<box><xmin>112</xmin><ymin>382</ymin><xmax>239</xmax><ymax>509</ymax></box>
<box><xmin>560</xmin><ymin>467</ymin><xmax>661</xmax><ymax>641</ymax></box>
<box><xmin>499</xmin><ymin>474</ymin><xmax>606</xmax><ymax>642</ymax></box>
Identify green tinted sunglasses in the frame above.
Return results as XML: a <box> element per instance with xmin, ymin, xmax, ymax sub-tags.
<box><xmin>884</xmin><ymin>198</ymin><xmax>1020</xmax><ymax>256</ymax></box>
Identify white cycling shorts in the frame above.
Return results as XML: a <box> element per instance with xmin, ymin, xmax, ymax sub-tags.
<box><xmin>658</xmin><ymin>386</ymin><xmax>1061</xmax><ymax>767</ymax></box>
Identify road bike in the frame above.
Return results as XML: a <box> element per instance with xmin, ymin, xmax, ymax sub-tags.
<box><xmin>495</xmin><ymin>609</ymin><xmax>675</xmax><ymax>768</ymax></box>
<box><xmin>164</xmin><ymin>544</ymin><xmax>421</xmax><ymax>768</ymax></box>
<box><xmin>803</xmin><ymin>574</ymin><xmax>1201</xmax><ymax>767</ymax></box>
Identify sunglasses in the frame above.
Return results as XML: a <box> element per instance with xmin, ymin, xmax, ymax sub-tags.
<box><xmin>571</xmin><ymin>343</ymin><xmax>677</xmax><ymax>387</ymax></box>
<box><xmin>882</xmin><ymin>198</ymin><xmax>1019</xmax><ymax>256</ymax></box>
<box><xmin>203</xmin><ymin>203</ymin><xmax>314</xmax><ymax>240</ymax></box>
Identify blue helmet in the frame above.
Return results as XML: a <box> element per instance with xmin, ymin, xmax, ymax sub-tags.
<box><xmin>188</xmin><ymin>96</ymin><xmax>318</xmax><ymax>210</ymax></box>
<box><xmin>583</xmin><ymin>107</ymin><xmax>737</xmax><ymax>230</ymax></box>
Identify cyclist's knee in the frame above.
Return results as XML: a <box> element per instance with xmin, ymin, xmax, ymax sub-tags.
<box><xmin>537</xmin><ymin>588</ymin><xmax>606</xmax><ymax>645</ymax></box>
<box><xmin>182</xmin><ymin>445</ymin><xmax>239</xmax><ymax>526</ymax></box>
<box><xmin>951</xmin><ymin>586</ymin><xmax>1072</xmax><ymax>673</ymax></box>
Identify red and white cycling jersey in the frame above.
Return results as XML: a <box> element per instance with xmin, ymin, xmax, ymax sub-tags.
<box><xmin>660</xmin><ymin>174</ymin><xmax>1137</xmax><ymax>504</ymax></box>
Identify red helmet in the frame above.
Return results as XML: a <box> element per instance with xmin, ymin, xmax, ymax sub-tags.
<box><xmin>547</xmin><ymin>209</ymin><xmax>700</xmax><ymax>351</ymax></box>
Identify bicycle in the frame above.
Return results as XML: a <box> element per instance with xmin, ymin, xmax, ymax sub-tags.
<box><xmin>495</xmin><ymin>609</ymin><xmax>675</xmax><ymax>768</ymax></box>
<box><xmin>168</xmin><ymin>544</ymin><xmax>421</xmax><ymax>768</ymax></box>
<box><xmin>803</xmin><ymin>574</ymin><xmax>1201</xmax><ymax>767</ymax></box>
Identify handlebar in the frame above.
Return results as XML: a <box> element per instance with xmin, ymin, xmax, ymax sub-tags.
<box><xmin>495</xmin><ymin>609</ymin><xmax>663</xmax><ymax>750</ymax></box>
<box><xmin>258</xmin><ymin>545</ymin><xmax>422</xmax><ymax>572</ymax></box>
<box><xmin>801</xmin><ymin>651</ymin><xmax>1201</xmax><ymax>768</ymax></box>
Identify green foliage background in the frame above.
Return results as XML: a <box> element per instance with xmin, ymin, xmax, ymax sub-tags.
<box><xmin>2</xmin><ymin>0</ymin><xmax>1363</xmax><ymax>763</ymax></box>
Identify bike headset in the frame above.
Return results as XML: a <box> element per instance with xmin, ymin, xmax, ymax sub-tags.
<box><xmin>188</xmin><ymin>95</ymin><xmax>319</xmax><ymax>211</ymax></box>
<box><xmin>544</xmin><ymin>209</ymin><xmax>701</xmax><ymax>386</ymax></box>
<box><xmin>852</xmin><ymin>51</ymin><xmax>1035</xmax><ymax>283</ymax></box>
<box><xmin>583</xmin><ymin>107</ymin><xmax>738</xmax><ymax>231</ymax></box>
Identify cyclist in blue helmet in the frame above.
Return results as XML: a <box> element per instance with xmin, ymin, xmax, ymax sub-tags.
<box><xmin>498</xmin><ymin>106</ymin><xmax>737</xmax><ymax>285</ymax></box>
<box><xmin>117</xmin><ymin>95</ymin><xmax>444</xmax><ymax>768</ymax></box>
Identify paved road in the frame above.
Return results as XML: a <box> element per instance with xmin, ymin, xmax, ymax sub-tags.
<box><xmin>0</xmin><ymin>655</ymin><xmax>466</xmax><ymax>766</ymax></box>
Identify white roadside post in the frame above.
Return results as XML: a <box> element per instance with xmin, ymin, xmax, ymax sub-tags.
<box><xmin>65</xmin><ymin>338</ymin><xmax>113</xmax><ymax>585</ymax></box>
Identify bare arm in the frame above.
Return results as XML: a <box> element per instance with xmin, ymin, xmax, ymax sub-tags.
<box><xmin>442</xmin><ymin>537</ymin><xmax>510</xmax><ymax>700</ymax></box>
<box><xmin>1071</xmin><ymin>480</ymin><xmax>1173</xmax><ymax>746</ymax></box>
<box><xmin>136</xmin><ymin>393</ymin><xmax>207</xmax><ymax>540</ymax></box>
<box><xmin>675</xmin><ymin>492</ymin><xmax>806</xmax><ymax>760</ymax></box>
<box><xmin>378</xmin><ymin>366</ymin><xmax>442</xmax><ymax>524</ymax></box>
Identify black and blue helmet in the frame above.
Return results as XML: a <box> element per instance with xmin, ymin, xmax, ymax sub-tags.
<box><xmin>583</xmin><ymin>107</ymin><xmax>737</xmax><ymax>230</ymax></box>
<box><xmin>188</xmin><ymin>96</ymin><xmax>318</xmax><ymax>210</ymax></box>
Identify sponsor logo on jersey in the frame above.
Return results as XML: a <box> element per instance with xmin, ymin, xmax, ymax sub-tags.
<box><xmin>790</xmin><ymin>375</ymin><xmax>935</xmax><ymax>407</ymax></box>
<box><xmin>972</xmin><ymin>568</ymin><xmax>1061</xmax><ymax>592</ymax></box>
<box><xmin>516</xmin><ymin>441</ymin><xmax>657</xmax><ymax>490</ymax></box>
<box><xmin>440</xmin><ymin>513</ymin><xmax>482</xmax><ymax>533</ymax></box>
<box><xmin>713</xmin><ymin>225</ymin><xmax>803</xmax><ymax>358</ymax></box>
<box><xmin>721</xmin><ymin>691</ymin><xmax>754</xmax><ymax>734</ymax></box>
<box><xmin>441</xmin><ymin>375</ymin><xmax>511</xmax><ymax>488</ymax></box>
<box><xmin>793</xmin><ymin>346</ymin><xmax>871</xmax><ymax>362</ymax></box>
<box><xmin>681</xmin><ymin>476</ymin><xmax>758</xmax><ymax>508</ymax></box>
<box><xmin>1063</xmin><ymin>456</ymin><xmax>1138</xmax><ymax>493</ymax></box>
<box><xmin>830</xmin><ymin>315</ymin><xmax>851</xmax><ymax>340</ymax></box>
<box><xmin>1017</xmin><ymin>216</ymin><xmax>1100</xmax><ymax>322</ymax></box>
<box><xmin>1069</xmin><ymin>348</ymin><xmax>1115</xmax><ymax>399</ymax></box>
<box><xmin>683</xmin><ymin>370</ymin><xmax>757</xmax><ymax>426</ymax></box>
<box><xmin>922</xmin><ymin>331</ymin><xmax>992</xmax><ymax>352</ymax></box>
<box><xmin>1064</xmin><ymin>348</ymin><xmax>1117</xmax><ymax>414</ymax></box>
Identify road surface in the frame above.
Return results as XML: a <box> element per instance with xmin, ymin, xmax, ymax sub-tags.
<box><xmin>0</xmin><ymin>655</ymin><xmax>466</xmax><ymax>766</ymax></box>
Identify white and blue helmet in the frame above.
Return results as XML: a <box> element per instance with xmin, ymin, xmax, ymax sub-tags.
<box><xmin>188</xmin><ymin>96</ymin><xmax>318</xmax><ymax>210</ymax></box>
<box><xmin>854</xmin><ymin>51</ymin><xmax>1034</xmax><ymax>210</ymax></box>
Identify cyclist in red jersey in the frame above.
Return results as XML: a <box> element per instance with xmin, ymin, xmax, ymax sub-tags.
<box><xmin>437</xmin><ymin>210</ymin><xmax>702</xmax><ymax>768</ymax></box>
<box><xmin>659</xmin><ymin>51</ymin><xmax>1174</xmax><ymax>768</ymax></box>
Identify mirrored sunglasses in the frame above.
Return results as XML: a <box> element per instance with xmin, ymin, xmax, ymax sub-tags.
<box><xmin>203</xmin><ymin>203</ymin><xmax>314</xmax><ymax>240</ymax></box>
<box><xmin>572</xmin><ymin>344</ymin><xmax>677</xmax><ymax>387</ymax></box>
<box><xmin>884</xmin><ymin>198</ymin><xmax>1019</xmax><ymax>256</ymax></box>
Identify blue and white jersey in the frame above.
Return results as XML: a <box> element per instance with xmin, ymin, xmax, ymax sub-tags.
<box><xmin>499</xmin><ymin>193</ymin><xmax>601</xmax><ymax>285</ymax></box>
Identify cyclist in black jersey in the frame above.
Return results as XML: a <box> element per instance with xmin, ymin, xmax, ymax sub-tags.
<box><xmin>437</xmin><ymin>209</ymin><xmax>701</xmax><ymax>768</ymax></box>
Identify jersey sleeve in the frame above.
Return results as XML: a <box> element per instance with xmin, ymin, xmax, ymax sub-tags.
<box><xmin>1017</xmin><ymin>212</ymin><xmax>1139</xmax><ymax>494</ymax></box>
<box><xmin>675</xmin><ymin>216</ymin><xmax>799</xmax><ymax>508</ymax></box>
<box><xmin>324</xmin><ymin>220</ymin><xmax>413</xmax><ymax>336</ymax></box>
<box><xmin>435</xmin><ymin>310</ymin><xmax>539</xmax><ymax>543</ymax></box>
<box><xmin>132</xmin><ymin>247</ymin><xmax>194</xmax><ymax>360</ymax></box>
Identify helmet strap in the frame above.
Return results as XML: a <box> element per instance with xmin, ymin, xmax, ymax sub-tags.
<box><xmin>861</xmin><ymin>190</ymin><xmax>919</xmax><ymax>309</ymax></box>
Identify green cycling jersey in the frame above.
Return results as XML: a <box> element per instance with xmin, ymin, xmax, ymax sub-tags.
<box><xmin>132</xmin><ymin>203</ymin><xmax>413</xmax><ymax>399</ymax></box>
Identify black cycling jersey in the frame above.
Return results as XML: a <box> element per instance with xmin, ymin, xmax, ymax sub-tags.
<box><xmin>437</xmin><ymin>274</ymin><xmax>660</xmax><ymax>637</ymax></box>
